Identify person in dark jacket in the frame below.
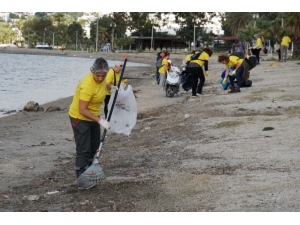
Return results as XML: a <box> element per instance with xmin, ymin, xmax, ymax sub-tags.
<box><xmin>156</xmin><ymin>51</ymin><xmax>165</xmax><ymax>85</ymax></box>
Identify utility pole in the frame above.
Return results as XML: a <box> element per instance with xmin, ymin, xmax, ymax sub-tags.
<box><xmin>50</xmin><ymin>31</ymin><xmax>57</xmax><ymax>50</ymax></box>
<box><xmin>76</xmin><ymin>31</ymin><xmax>78</xmax><ymax>51</ymax></box>
<box><xmin>96</xmin><ymin>13</ymin><xmax>99</xmax><ymax>52</ymax></box>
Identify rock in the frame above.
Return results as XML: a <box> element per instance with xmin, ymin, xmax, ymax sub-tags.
<box><xmin>27</xmin><ymin>195</ymin><xmax>39</xmax><ymax>201</ymax></box>
<box><xmin>46</xmin><ymin>106</ymin><xmax>61</xmax><ymax>112</ymax></box>
<box><xmin>23</xmin><ymin>101</ymin><xmax>44</xmax><ymax>112</ymax></box>
<box><xmin>184</xmin><ymin>114</ymin><xmax>190</xmax><ymax>119</ymax></box>
<box><xmin>2</xmin><ymin>194</ymin><xmax>9</xmax><ymax>199</ymax></box>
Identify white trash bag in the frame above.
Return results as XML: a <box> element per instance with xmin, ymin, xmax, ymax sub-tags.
<box><xmin>108</xmin><ymin>84</ymin><xmax>137</xmax><ymax>136</ymax></box>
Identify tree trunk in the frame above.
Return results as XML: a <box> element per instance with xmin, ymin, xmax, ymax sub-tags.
<box><xmin>292</xmin><ymin>36</ymin><xmax>300</xmax><ymax>57</ymax></box>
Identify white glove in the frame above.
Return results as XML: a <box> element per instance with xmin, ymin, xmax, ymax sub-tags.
<box><xmin>110</xmin><ymin>86</ymin><xmax>118</xmax><ymax>91</ymax></box>
<box><xmin>231</xmin><ymin>70</ymin><xmax>236</xmax><ymax>75</ymax></box>
<box><xmin>98</xmin><ymin>118</ymin><xmax>111</xmax><ymax>130</ymax></box>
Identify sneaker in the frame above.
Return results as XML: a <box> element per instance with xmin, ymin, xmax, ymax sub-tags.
<box><xmin>196</xmin><ymin>93</ymin><xmax>204</xmax><ymax>96</ymax></box>
<box><xmin>191</xmin><ymin>95</ymin><xmax>196</xmax><ymax>98</ymax></box>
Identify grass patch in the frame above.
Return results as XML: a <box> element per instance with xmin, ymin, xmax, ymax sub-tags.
<box><xmin>263</xmin><ymin>127</ymin><xmax>274</xmax><ymax>131</ymax></box>
<box><xmin>215</xmin><ymin>120</ymin><xmax>243</xmax><ymax>128</ymax></box>
<box><xmin>266</xmin><ymin>107</ymin><xmax>272</xmax><ymax>109</ymax></box>
<box><xmin>278</xmin><ymin>95</ymin><xmax>300</xmax><ymax>101</ymax></box>
<box><xmin>285</xmin><ymin>106</ymin><xmax>300</xmax><ymax>117</ymax></box>
<box><xmin>237</xmin><ymin>108</ymin><xmax>247</xmax><ymax>111</ymax></box>
<box><xmin>245</xmin><ymin>87</ymin><xmax>281</xmax><ymax>102</ymax></box>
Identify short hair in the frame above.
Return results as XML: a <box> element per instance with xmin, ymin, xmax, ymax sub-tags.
<box><xmin>203</xmin><ymin>47</ymin><xmax>213</xmax><ymax>57</ymax></box>
<box><xmin>218</xmin><ymin>55</ymin><xmax>229</xmax><ymax>63</ymax></box>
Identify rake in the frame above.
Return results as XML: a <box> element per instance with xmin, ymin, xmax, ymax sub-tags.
<box><xmin>77</xmin><ymin>56</ymin><xmax>129</xmax><ymax>189</ymax></box>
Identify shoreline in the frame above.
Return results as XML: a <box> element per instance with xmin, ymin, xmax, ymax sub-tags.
<box><xmin>0</xmin><ymin>47</ymin><xmax>157</xmax><ymax>119</ymax></box>
<box><xmin>1</xmin><ymin>44</ymin><xmax>300</xmax><ymax>211</ymax></box>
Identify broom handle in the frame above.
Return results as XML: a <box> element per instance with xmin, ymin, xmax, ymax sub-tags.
<box><xmin>95</xmin><ymin>56</ymin><xmax>129</xmax><ymax>158</ymax></box>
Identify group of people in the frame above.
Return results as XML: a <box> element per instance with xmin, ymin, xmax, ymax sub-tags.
<box><xmin>180</xmin><ymin>33</ymin><xmax>292</xmax><ymax>95</ymax></box>
<box><xmin>68</xmin><ymin>57</ymin><xmax>124</xmax><ymax>189</ymax></box>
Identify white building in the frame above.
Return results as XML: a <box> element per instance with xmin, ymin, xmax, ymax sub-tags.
<box><xmin>0</xmin><ymin>12</ymin><xmax>9</xmax><ymax>22</ymax></box>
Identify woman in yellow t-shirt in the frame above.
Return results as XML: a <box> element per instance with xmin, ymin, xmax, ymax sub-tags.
<box><xmin>158</xmin><ymin>52</ymin><xmax>170</xmax><ymax>90</ymax></box>
<box><xmin>218</xmin><ymin>54</ymin><xmax>244</xmax><ymax>93</ymax></box>
<box><xmin>69</xmin><ymin>57</ymin><xmax>111</xmax><ymax>188</ymax></box>
<box><xmin>251</xmin><ymin>34</ymin><xmax>262</xmax><ymax>64</ymax></box>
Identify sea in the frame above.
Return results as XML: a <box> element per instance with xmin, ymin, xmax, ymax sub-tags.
<box><xmin>0</xmin><ymin>53</ymin><xmax>150</xmax><ymax>118</ymax></box>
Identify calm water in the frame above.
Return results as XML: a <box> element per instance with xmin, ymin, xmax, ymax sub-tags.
<box><xmin>0</xmin><ymin>53</ymin><xmax>150</xmax><ymax>118</ymax></box>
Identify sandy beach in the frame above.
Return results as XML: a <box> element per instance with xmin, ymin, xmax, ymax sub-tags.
<box><xmin>1</xmin><ymin>46</ymin><xmax>300</xmax><ymax>213</ymax></box>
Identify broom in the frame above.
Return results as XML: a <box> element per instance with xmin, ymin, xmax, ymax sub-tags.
<box><xmin>77</xmin><ymin>56</ymin><xmax>129</xmax><ymax>189</ymax></box>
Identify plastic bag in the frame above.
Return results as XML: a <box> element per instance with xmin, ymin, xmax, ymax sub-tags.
<box><xmin>108</xmin><ymin>84</ymin><xmax>137</xmax><ymax>136</ymax></box>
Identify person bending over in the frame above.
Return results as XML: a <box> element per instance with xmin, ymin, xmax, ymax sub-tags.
<box><xmin>218</xmin><ymin>54</ymin><xmax>244</xmax><ymax>94</ymax></box>
<box><xmin>188</xmin><ymin>47</ymin><xmax>213</xmax><ymax>97</ymax></box>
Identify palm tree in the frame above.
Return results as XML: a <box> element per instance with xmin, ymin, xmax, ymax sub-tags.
<box><xmin>224</xmin><ymin>12</ymin><xmax>252</xmax><ymax>36</ymax></box>
<box><xmin>280</xmin><ymin>12</ymin><xmax>300</xmax><ymax>57</ymax></box>
<box><xmin>98</xmin><ymin>27</ymin><xmax>109</xmax><ymax>49</ymax></box>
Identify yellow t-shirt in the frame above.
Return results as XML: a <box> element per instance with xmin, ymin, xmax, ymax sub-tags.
<box><xmin>190</xmin><ymin>51</ymin><xmax>210</xmax><ymax>67</ymax></box>
<box><xmin>69</xmin><ymin>72</ymin><xmax>107</xmax><ymax>121</ymax></box>
<box><xmin>106</xmin><ymin>68</ymin><xmax>121</xmax><ymax>95</ymax></box>
<box><xmin>185</xmin><ymin>54</ymin><xmax>193</xmax><ymax>62</ymax></box>
<box><xmin>281</xmin><ymin>36</ymin><xmax>291</xmax><ymax>46</ymax></box>
<box><xmin>254</xmin><ymin>38</ymin><xmax>263</xmax><ymax>49</ymax></box>
<box><xmin>158</xmin><ymin>58</ymin><xmax>168</xmax><ymax>75</ymax></box>
<box><xmin>226</xmin><ymin>56</ymin><xmax>244</xmax><ymax>68</ymax></box>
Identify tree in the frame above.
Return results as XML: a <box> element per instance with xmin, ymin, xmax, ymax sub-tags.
<box><xmin>173</xmin><ymin>12</ymin><xmax>216</xmax><ymax>50</ymax></box>
<box><xmin>67</xmin><ymin>22</ymin><xmax>84</xmax><ymax>47</ymax></box>
<box><xmin>35</xmin><ymin>12</ymin><xmax>47</xmax><ymax>18</ymax></box>
<box><xmin>9</xmin><ymin>13</ymin><xmax>19</xmax><ymax>19</ymax></box>
<box><xmin>52</xmin><ymin>12</ymin><xmax>65</xmax><ymax>26</ymax></box>
<box><xmin>223</xmin><ymin>12</ymin><xmax>252</xmax><ymax>36</ymax></box>
<box><xmin>280</xmin><ymin>12</ymin><xmax>300</xmax><ymax>57</ymax></box>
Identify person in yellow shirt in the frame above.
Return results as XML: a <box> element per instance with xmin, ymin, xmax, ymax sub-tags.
<box><xmin>251</xmin><ymin>34</ymin><xmax>263</xmax><ymax>65</ymax></box>
<box><xmin>158</xmin><ymin>52</ymin><xmax>170</xmax><ymax>90</ymax></box>
<box><xmin>181</xmin><ymin>50</ymin><xmax>195</xmax><ymax>84</ymax></box>
<box><xmin>188</xmin><ymin>47</ymin><xmax>213</xmax><ymax>97</ymax></box>
<box><xmin>280</xmin><ymin>35</ymin><xmax>291</xmax><ymax>62</ymax></box>
<box><xmin>69</xmin><ymin>57</ymin><xmax>111</xmax><ymax>188</ymax></box>
<box><xmin>218</xmin><ymin>54</ymin><xmax>244</xmax><ymax>93</ymax></box>
<box><xmin>104</xmin><ymin>63</ymin><xmax>123</xmax><ymax>119</ymax></box>
<box><xmin>185</xmin><ymin>50</ymin><xmax>195</xmax><ymax>66</ymax></box>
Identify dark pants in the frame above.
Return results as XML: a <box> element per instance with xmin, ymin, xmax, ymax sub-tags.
<box><xmin>277</xmin><ymin>49</ymin><xmax>281</xmax><ymax>61</ymax></box>
<box><xmin>190</xmin><ymin>66</ymin><xmax>205</xmax><ymax>95</ymax></box>
<box><xmin>251</xmin><ymin>48</ymin><xmax>261</xmax><ymax>63</ymax></box>
<box><xmin>229</xmin><ymin>66</ymin><xmax>244</xmax><ymax>87</ymax></box>
<box><xmin>156</xmin><ymin>68</ymin><xmax>160</xmax><ymax>84</ymax></box>
<box><xmin>70</xmin><ymin>116</ymin><xmax>100</xmax><ymax>177</ymax></box>
<box><xmin>104</xmin><ymin>95</ymin><xmax>111</xmax><ymax>119</ymax></box>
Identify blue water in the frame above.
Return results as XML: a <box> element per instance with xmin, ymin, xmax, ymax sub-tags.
<box><xmin>0</xmin><ymin>53</ymin><xmax>149</xmax><ymax>118</ymax></box>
